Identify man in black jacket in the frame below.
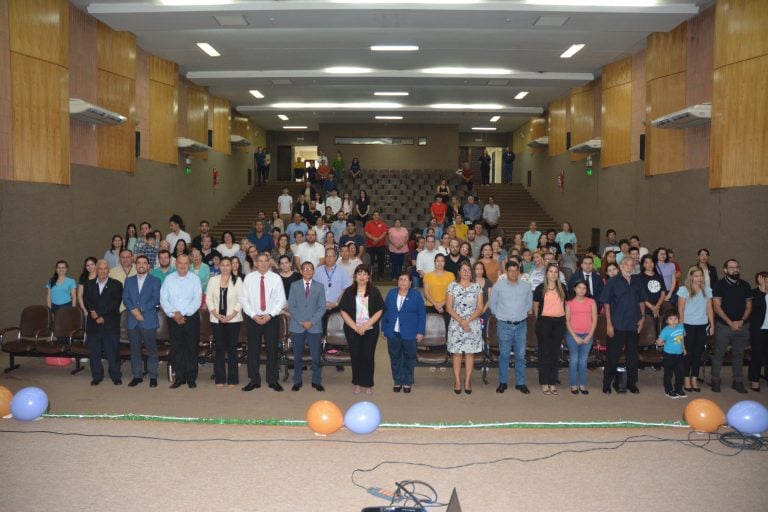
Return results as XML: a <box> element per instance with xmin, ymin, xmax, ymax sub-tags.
<box><xmin>84</xmin><ymin>260</ymin><xmax>124</xmax><ymax>386</ymax></box>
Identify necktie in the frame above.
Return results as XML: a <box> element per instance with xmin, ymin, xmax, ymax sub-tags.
<box><xmin>260</xmin><ymin>275</ymin><xmax>266</xmax><ymax>311</ymax></box>
<box><xmin>306</xmin><ymin>282</ymin><xmax>310</xmax><ymax>298</ymax></box>
<box><xmin>584</xmin><ymin>274</ymin><xmax>592</xmax><ymax>295</ymax></box>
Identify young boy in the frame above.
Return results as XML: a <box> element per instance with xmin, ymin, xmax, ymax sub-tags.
<box><xmin>561</xmin><ymin>243</ymin><xmax>578</xmax><ymax>275</ymax></box>
<box><xmin>656</xmin><ymin>310</ymin><xmax>687</xmax><ymax>399</ymax></box>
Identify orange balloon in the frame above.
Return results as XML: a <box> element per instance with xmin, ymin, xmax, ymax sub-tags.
<box><xmin>306</xmin><ymin>400</ymin><xmax>344</xmax><ymax>435</ymax></box>
<box><xmin>0</xmin><ymin>386</ymin><xmax>13</xmax><ymax>417</ymax></box>
<box><xmin>684</xmin><ymin>399</ymin><xmax>726</xmax><ymax>433</ymax></box>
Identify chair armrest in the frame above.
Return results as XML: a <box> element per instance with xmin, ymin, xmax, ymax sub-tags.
<box><xmin>0</xmin><ymin>327</ymin><xmax>21</xmax><ymax>343</ymax></box>
<box><xmin>67</xmin><ymin>328</ymin><xmax>86</xmax><ymax>344</ymax></box>
<box><xmin>36</xmin><ymin>328</ymin><xmax>54</xmax><ymax>343</ymax></box>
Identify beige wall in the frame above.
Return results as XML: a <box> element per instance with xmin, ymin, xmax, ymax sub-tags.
<box><xmin>318</xmin><ymin>123</ymin><xmax>458</xmax><ymax>170</ymax></box>
<box><xmin>0</xmin><ymin>150</ymin><xmax>253</xmax><ymax>327</ymax></box>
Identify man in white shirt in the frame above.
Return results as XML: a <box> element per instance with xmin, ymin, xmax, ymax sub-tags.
<box><xmin>312</xmin><ymin>217</ymin><xmax>330</xmax><ymax>240</ymax></box>
<box><xmin>482</xmin><ymin>195</ymin><xmax>501</xmax><ymax>232</ymax></box>
<box><xmin>331</xmin><ymin>211</ymin><xmax>347</xmax><ymax>242</ymax></box>
<box><xmin>336</xmin><ymin>243</ymin><xmax>361</xmax><ymax>281</ymax></box>
<box><xmin>277</xmin><ymin>187</ymin><xmax>293</xmax><ymax>227</ymax></box>
<box><xmin>240</xmin><ymin>253</ymin><xmax>287</xmax><ymax>392</ymax></box>
<box><xmin>165</xmin><ymin>214</ymin><xmax>191</xmax><ymax>249</ymax></box>
<box><xmin>325</xmin><ymin>188</ymin><xmax>342</xmax><ymax>215</ymax></box>
<box><xmin>416</xmin><ymin>235</ymin><xmax>441</xmax><ymax>279</ymax></box>
<box><xmin>294</xmin><ymin>229</ymin><xmax>326</xmax><ymax>270</ymax></box>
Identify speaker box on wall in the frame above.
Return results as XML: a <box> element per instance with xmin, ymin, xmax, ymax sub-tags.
<box><xmin>208</xmin><ymin>129</ymin><xmax>213</xmax><ymax>148</ymax></box>
<box><xmin>639</xmin><ymin>134</ymin><xmax>646</xmax><ymax>161</ymax></box>
<box><xmin>135</xmin><ymin>131</ymin><xmax>141</xmax><ymax>157</ymax></box>
<box><xmin>527</xmin><ymin>170</ymin><xmax>532</xmax><ymax>187</ymax></box>
<box><xmin>566</xmin><ymin>131</ymin><xmax>571</xmax><ymax>150</ymax></box>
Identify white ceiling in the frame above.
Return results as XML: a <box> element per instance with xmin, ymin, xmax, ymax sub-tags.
<box><xmin>76</xmin><ymin>0</ymin><xmax>711</xmax><ymax>133</ymax></box>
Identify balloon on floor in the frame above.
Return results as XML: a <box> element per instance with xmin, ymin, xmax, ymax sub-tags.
<box><xmin>10</xmin><ymin>387</ymin><xmax>49</xmax><ymax>422</ymax></box>
<box><xmin>306</xmin><ymin>400</ymin><xmax>344</xmax><ymax>435</ymax></box>
<box><xmin>0</xmin><ymin>385</ymin><xmax>13</xmax><ymax>417</ymax></box>
<box><xmin>345</xmin><ymin>401</ymin><xmax>381</xmax><ymax>435</ymax></box>
<box><xmin>684</xmin><ymin>399</ymin><xmax>725</xmax><ymax>433</ymax></box>
<box><xmin>726</xmin><ymin>400</ymin><xmax>768</xmax><ymax>436</ymax></box>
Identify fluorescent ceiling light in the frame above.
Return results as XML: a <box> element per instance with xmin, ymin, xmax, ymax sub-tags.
<box><xmin>334</xmin><ymin>0</ymin><xmax>481</xmax><ymax>4</ymax></box>
<box><xmin>560</xmin><ymin>44</ymin><xmax>586</xmax><ymax>59</ymax></box>
<box><xmin>324</xmin><ymin>66</ymin><xmax>373</xmax><ymax>74</ymax></box>
<box><xmin>272</xmin><ymin>102</ymin><xmax>401</xmax><ymax>109</ymax></box>
<box><xmin>370</xmin><ymin>45</ymin><xmax>419</xmax><ymax>52</ymax></box>
<box><xmin>375</xmin><ymin>116</ymin><xmax>403</xmax><ymax>120</ymax></box>
<box><xmin>430</xmin><ymin>103</ymin><xmax>504</xmax><ymax>110</ymax></box>
<box><xmin>277</xmin><ymin>114</ymin><xmax>289</xmax><ymax>121</ymax></box>
<box><xmin>374</xmin><ymin>91</ymin><xmax>409</xmax><ymax>96</ymax></box>
<box><xmin>489</xmin><ymin>115</ymin><xmax>501</xmax><ymax>123</ymax></box>
<box><xmin>283</xmin><ymin>126</ymin><xmax>307</xmax><ymax>130</ymax></box>
<box><xmin>196</xmin><ymin>43</ymin><xmax>220</xmax><ymax>57</ymax></box>
<box><xmin>472</xmin><ymin>127</ymin><xmax>497</xmax><ymax>131</ymax></box>
<box><xmin>422</xmin><ymin>67</ymin><xmax>511</xmax><ymax>75</ymax></box>
<box><xmin>162</xmin><ymin>1</ymin><xmax>234</xmax><ymax>5</ymax></box>
<box><xmin>249</xmin><ymin>89</ymin><xmax>264</xmax><ymax>99</ymax></box>
<box><xmin>514</xmin><ymin>91</ymin><xmax>529</xmax><ymax>100</ymax></box>
<box><xmin>527</xmin><ymin>0</ymin><xmax>659</xmax><ymax>6</ymax></box>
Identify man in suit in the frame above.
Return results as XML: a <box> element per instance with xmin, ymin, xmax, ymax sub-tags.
<box><xmin>287</xmin><ymin>261</ymin><xmax>327</xmax><ymax>391</ymax></box>
<box><xmin>84</xmin><ymin>259</ymin><xmax>124</xmax><ymax>386</ymax></box>
<box><xmin>568</xmin><ymin>255</ymin><xmax>605</xmax><ymax>306</ymax></box>
<box><xmin>122</xmin><ymin>255</ymin><xmax>162</xmax><ymax>388</ymax></box>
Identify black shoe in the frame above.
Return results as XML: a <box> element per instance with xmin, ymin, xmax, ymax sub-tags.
<box><xmin>603</xmin><ymin>384</ymin><xmax>612</xmax><ymax>394</ymax></box>
<box><xmin>170</xmin><ymin>380</ymin><xmax>185</xmax><ymax>389</ymax></box>
<box><xmin>292</xmin><ymin>384</ymin><xmax>302</xmax><ymax>391</ymax></box>
<box><xmin>402</xmin><ymin>386</ymin><xmax>411</xmax><ymax>394</ymax></box>
<box><xmin>393</xmin><ymin>385</ymin><xmax>402</xmax><ymax>393</ymax></box>
<box><xmin>732</xmin><ymin>382</ymin><xmax>748</xmax><ymax>394</ymax></box>
<box><xmin>90</xmin><ymin>379</ymin><xmax>101</xmax><ymax>386</ymax></box>
<box><xmin>454</xmin><ymin>388</ymin><xmax>461</xmax><ymax>395</ymax></box>
<box><xmin>269</xmin><ymin>382</ymin><xmax>284</xmax><ymax>392</ymax></box>
<box><xmin>188</xmin><ymin>381</ymin><xmax>197</xmax><ymax>389</ymax></box>
<box><xmin>128</xmin><ymin>378</ymin><xmax>143</xmax><ymax>387</ymax></box>
<box><xmin>571</xmin><ymin>388</ymin><xmax>579</xmax><ymax>395</ymax></box>
<box><xmin>496</xmin><ymin>383</ymin><xmax>508</xmax><ymax>394</ymax></box>
<box><xmin>112</xmin><ymin>378</ymin><xmax>123</xmax><ymax>386</ymax></box>
<box><xmin>515</xmin><ymin>385</ymin><xmax>531</xmax><ymax>394</ymax></box>
<box><xmin>242</xmin><ymin>381</ymin><xmax>260</xmax><ymax>392</ymax></box>
<box><xmin>628</xmin><ymin>386</ymin><xmax>640</xmax><ymax>394</ymax></box>
<box><xmin>313</xmin><ymin>383</ymin><xmax>326</xmax><ymax>392</ymax></box>
<box><xmin>464</xmin><ymin>387</ymin><xmax>472</xmax><ymax>395</ymax></box>
<box><xmin>675</xmin><ymin>389</ymin><xmax>688</xmax><ymax>398</ymax></box>
<box><xmin>149</xmin><ymin>378</ymin><xmax>157</xmax><ymax>388</ymax></box>
<box><xmin>711</xmin><ymin>379</ymin><xmax>721</xmax><ymax>392</ymax></box>
<box><xmin>579</xmin><ymin>388</ymin><xmax>589</xmax><ymax>395</ymax></box>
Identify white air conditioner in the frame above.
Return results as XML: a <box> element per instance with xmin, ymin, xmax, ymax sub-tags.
<box><xmin>527</xmin><ymin>136</ymin><xmax>549</xmax><ymax>148</ymax></box>
<box><xmin>569</xmin><ymin>138</ymin><xmax>601</xmax><ymax>153</ymax></box>
<box><xmin>651</xmin><ymin>103</ymin><xmax>711</xmax><ymax>129</ymax></box>
<box><xmin>230</xmin><ymin>134</ymin><xmax>252</xmax><ymax>146</ymax></box>
<box><xmin>69</xmin><ymin>98</ymin><xmax>127</xmax><ymax>126</ymax></box>
<box><xmin>177</xmin><ymin>137</ymin><xmax>212</xmax><ymax>152</ymax></box>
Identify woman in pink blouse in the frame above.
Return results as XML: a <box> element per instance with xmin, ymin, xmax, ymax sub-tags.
<box><xmin>565</xmin><ymin>279</ymin><xmax>598</xmax><ymax>394</ymax></box>
<box><xmin>388</xmin><ymin>219</ymin><xmax>410</xmax><ymax>281</ymax></box>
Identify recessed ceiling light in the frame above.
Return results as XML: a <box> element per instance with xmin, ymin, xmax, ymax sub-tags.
<box><xmin>277</xmin><ymin>114</ymin><xmax>289</xmax><ymax>121</ymax></box>
<box><xmin>272</xmin><ymin>102</ymin><xmax>401</xmax><ymax>109</ymax></box>
<box><xmin>249</xmin><ymin>89</ymin><xmax>264</xmax><ymax>99</ymax></box>
<box><xmin>374</xmin><ymin>91</ymin><xmax>409</xmax><ymax>96</ymax></box>
<box><xmin>533</xmin><ymin>16</ymin><xmax>569</xmax><ymax>27</ymax></box>
<box><xmin>422</xmin><ymin>67</ymin><xmax>511</xmax><ymax>76</ymax></box>
<box><xmin>528</xmin><ymin>0</ymin><xmax>658</xmax><ymax>6</ymax></box>
<box><xmin>196</xmin><ymin>43</ymin><xmax>220</xmax><ymax>57</ymax></box>
<box><xmin>162</xmin><ymin>1</ymin><xmax>234</xmax><ymax>5</ymax></box>
<box><xmin>324</xmin><ymin>66</ymin><xmax>373</xmax><ymax>74</ymax></box>
<box><xmin>560</xmin><ymin>44</ymin><xmax>586</xmax><ymax>59</ymax></box>
<box><xmin>213</xmin><ymin>15</ymin><xmax>248</xmax><ymax>27</ymax></box>
<box><xmin>375</xmin><ymin>116</ymin><xmax>403</xmax><ymax>120</ymax></box>
<box><xmin>283</xmin><ymin>126</ymin><xmax>307</xmax><ymax>130</ymax></box>
<box><xmin>490</xmin><ymin>115</ymin><xmax>501</xmax><ymax>123</ymax></box>
<box><xmin>430</xmin><ymin>103</ymin><xmax>504</xmax><ymax>110</ymax></box>
<box><xmin>472</xmin><ymin>127</ymin><xmax>497</xmax><ymax>131</ymax></box>
<box><xmin>370</xmin><ymin>45</ymin><xmax>419</xmax><ymax>52</ymax></box>
<box><xmin>271</xmin><ymin>78</ymin><xmax>292</xmax><ymax>85</ymax></box>
<box><xmin>514</xmin><ymin>91</ymin><xmax>529</xmax><ymax>100</ymax></box>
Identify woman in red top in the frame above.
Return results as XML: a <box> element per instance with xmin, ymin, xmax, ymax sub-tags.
<box><xmin>430</xmin><ymin>195</ymin><xmax>448</xmax><ymax>226</ymax></box>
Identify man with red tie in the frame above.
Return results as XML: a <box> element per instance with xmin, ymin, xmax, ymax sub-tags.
<box><xmin>240</xmin><ymin>253</ymin><xmax>287</xmax><ymax>391</ymax></box>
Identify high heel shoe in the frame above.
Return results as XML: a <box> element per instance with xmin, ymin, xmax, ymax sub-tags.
<box><xmin>454</xmin><ymin>383</ymin><xmax>462</xmax><ymax>395</ymax></box>
<box><xmin>464</xmin><ymin>387</ymin><xmax>472</xmax><ymax>395</ymax></box>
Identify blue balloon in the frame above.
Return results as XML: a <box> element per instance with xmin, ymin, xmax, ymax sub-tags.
<box><xmin>10</xmin><ymin>387</ymin><xmax>49</xmax><ymax>422</ymax></box>
<box><xmin>344</xmin><ymin>401</ymin><xmax>381</xmax><ymax>435</ymax></box>
<box><xmin>726</xmin><ymin>400</ymin><xmax>768</xmax><ymax>435</ymax></box>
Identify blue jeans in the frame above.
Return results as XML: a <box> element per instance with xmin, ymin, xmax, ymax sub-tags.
<box><xmin>389</xmin><ymin>252</ymin><xmax>405</xmax><ymax>279</ymax></box>
<box><xmin>387</xmin><ymin>333</ymin><xmax>417</xmax><ymax>386</ymax></box>
<box><xmin>502</xmin><ymin>166</ymin><xmax>513</xmax><ymax>184</ymax></box>
<box><xmin>291</xmin><ymin>330</ymin><xmax>323</xmax><ymax>386</ymax></box>
<box><xmin>566</xmin><ymin>331</ymin><xmax>593</xmax><ymax>387</ymax></box>
<box><xmin>411</xmin><ymin>274</ymin><xmax>422</xmax><ymax>289</ymax></box>
<box><xmin>497</xmin><ymin>320</ymin><xmax>527</xmax><ymax>385</ymax></box>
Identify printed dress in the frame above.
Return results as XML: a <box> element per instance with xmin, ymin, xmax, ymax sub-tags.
<box><xmin>446</xmin><ymin>282</ymin><xmax>483</xmax><ymax>354</ymax></box>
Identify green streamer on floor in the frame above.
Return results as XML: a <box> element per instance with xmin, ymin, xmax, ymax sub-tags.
<box><xmin>43</xmin><ymin>413</ymin><xmax>688</xmax><ymax>429</ymax></box>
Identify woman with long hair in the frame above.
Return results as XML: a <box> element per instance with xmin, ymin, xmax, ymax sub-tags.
<box><xmin>244</xmin><ymin>245</ymin><xmax>259</xmax><ymax>274</ymax></box>
<box><xmin>46</xmin><ymin>260</ymin><xmax>77</xmax><ymax>313</ymax></box>
<box><xmin>533</xmin><ymin>263</ymin><xmax>567</xmax><ymax>395</ymax></box>
<box><xmin>271</xmin><ymin>210</ymin><xmax>284</xmax><ymax>234</ymax></box>
<box><xmin>423</xmin><ymin>253</ymin><xmax>455</xmax><ymax>331</ymax></box>
<box><xmin>104</xmin><ymin>234</ymin><xmax>124</xmax><ymax>268</ymax></box>
<box><xmin>355</xmin><ymin>190</ymin><xmax>371</xmax><ymax>225</ymax></box>
<box><xmin>277</xmin><ymin>255</ymin><xmax>301</xmax><ymax>299</ymax></box>
<box><xmin>446</xmin><ymin>261</ymin><xmax>484</xmax><ymax>394</ymax></box>
<box><xmin>477</xmin><ymin>243</ymin><xmax>500</xmax><ymax>284</ymax></box>
<box><xmin>339</xmin><ymin>265</ymin><xmax>385</xmax><ymax>395</ymax></box>
<box><xmin>125</xmin><ymin>224</ymin><xmax>138</xmax><ymax>253</ymax></box>
<box><xmin>639</xmin><ymin>254</ymin><xmax>667</xmax><ymax>335</ymax></box>
<box><xmin>230</xmin><ymin>256</ymin><xmax>245</xmax><ymax>280</ymax></box>
<box><xmin>173</xmin><ymin>239</ymin><xmax>189</xmax><ymax>261</ymax></box>
<box><xmin>349</xmin><ymin>157</ymin><xmax>362</xmax><ymax>179</ymax></box>
<box><xmin>77</xmin><ymin>257</ymin><xmax>98</xmax><ymax>317</ymax></box>
<box><xmin>653</xmin><ymin>247</ymin><xmax>678</xmax><ymax>303</ymax></box>
<box><xmin>341</xmin><ymin>191</ymin><xmax>354</xmax><ymax>218</ymax></box>
<box><xmin>677</xmin><ymin>266</ymin><xmax>714</xmax><ymax>392</ymax></box>
<box><xmin>459</xmin><ymin>241</ymin><xmax>473</xmax><ymax>264</ymax></box>
<box><xmin>749</xmin><ymin>271</ymin><xmax>768</xmax><ymax>391</ymax></box>
<box><xmin>565</xmin><ymin>279</ymin><xmax>598</xmax><ymax>394</ymax></box>
<box><xmin>695</xmin><ymin>248</ymin><xmax>718</xmax><ymax>289</ymax></box>
<box><xmin>216</xmin><ymin>231</ymin><xmax>240</xmax><ymax>258</ymax></box>
<box><xmin>206</xmin><ymin>257</ymin><xmax>243</xmax><ymax>388</ymax></box>
<box><xmin>271</xmin><ymin>234</ymin><xmax>293</xmax><ymax>270</ymax></box>
<box><xmin>473</xmin><ymin>260</ymin><xmax>492</xmax><ymax>337</ymax></box>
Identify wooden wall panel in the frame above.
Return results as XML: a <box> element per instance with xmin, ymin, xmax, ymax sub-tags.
<box><xmin>601</xmin><ymin>83</ymin><xmax>632</xmax><ymax>169</ymax></box>
<box><xmin>646</xmin><ymin>23</ymin><xmax>687</xmax><ymax>80</ymax></box>
<box><xmin>710</xmin><ymin>54</ymin><xmax>768</xmax><ymax>188</ymax></box>
<box><xmin>97</xmin><ymin>70</ymin><xmax>135</xmax><ymax>172</ymax></box>
<box><xmin>8</xmin><ymin>0</ymin><xmax>68</xmax><ymax>66</ymax></box>
<box><xmin>148</xmin><ymin>54</ymin><xmax>177</xmax><ymax>87</ymax></box>
<box><xmin>69</xmin><ymin>4</ymin><xmax>97</xmax><ymax>167</ymax></box>
<box><xmin>569</xmin><ymin>83</ymin><xmax>595</xmax><ymax>162</ymax></box>
<box><xmin>186</xmin><ymin>84</ymin><xmax>208</xmax><ymax>143</ymax></box>
<box><xmin>714</xmin><ymin>0</ymin><xmax>768</xmax><ymax>68</ymax></box>
<box><xmin>0</xmin><ymin>0</ymin><xmax>13</xmax><ymax>180</ymax></box>
<box><xmin>10</xmin><ymin>53</ymin><xmax>69</xmax><ymax>184</ymax></box>
<box><xmin>97</xmin><ymin>20</ymin><xmax>135</xmax><ymax>79</ymax></box>
<box><xmin>211</xmin><ymin>96</ymin><xmax>231</xmax><ymax>155</ymax></box>
<box><xmin>630</xmin><ymin>51</ymin><xmax>646</xmax><ymax>163</ymax></box>
<box><xmin>149</xmin><ymin>80</ymin><xmax>178</xmax><ymax>165</ymax></box>
<box><xmin>547</xmin><ymin>98</ymin><xmax>567</xmax><ymax>156</ymax></box>
<box><xmin>685</xmin><ymin>5</ymin><xmax>714</xmax><ymax>171</ymax></box>
<box><xmin>134</xmin><ymin>48</ymin><xmax>150</xmax><ymax>160</ymax></box>
<box><xmin>602</xmin><ymin>57</ymin><xmax>632</xmax><ymax>89</ymax></box>
<box><xmin>645</xmin><ymin>72</ymin><xmax>686</xmax><ymax>175</ymax></box>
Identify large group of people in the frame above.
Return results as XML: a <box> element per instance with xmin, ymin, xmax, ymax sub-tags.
<box><xmin>42</xmin><ymin>160</ymin><xmax>767</xmax><ymax>399</ymax></box>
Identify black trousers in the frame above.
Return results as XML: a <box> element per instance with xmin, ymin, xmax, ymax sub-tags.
<box><xmin>169</xmin><ymin>314</ymin><xmax>200</xmax><ymax>384</ymax></box>
<box><xmin>368</xmin><ymin>246</ymin><xmax>385</xmax><ymax>278</ymax></box>
<box><xmin>683</xmin><ymin>323</ymin><xmax>708</xmax><ymax>378</ymax></box>
<box><xmin>212</xmin><ymin>321</ymin><xmax>241</xmax><ymax>385</ymax></box>
<box><xmin>88</xmin><ymin>332</ymin><xmax>121</xmax><ymax>382</ymax></box>
<box><xmin>246</xmin><ymin>316</ymin><xmax>280</xmax><ymax>385</ymax></box>
<box><xmin>749</xmin><ymin>328</ymin><xmax>768</xmax><ymax>383</ymax></box>
<box><xmin>348</xmin><ymin>327</ymin><xmax>379</xmax><ymax>388</ymax></box>
<box><xmin>481</xmin><ymin>168</ymin><xmax>490</xmax><ymax>185</ymax></box>
<box><xmin>603</xmin><ymin>330</ymin><xmax>639</xmax><ymax>388</ymax></box>
<box><xmin>536</xmin><ymin>316</ymin><xmax>565</xmax><ymax>385</ymax></box>
<box><xmin>663</xmin><ymin>352</ymin><xmax>685</xmax><ymax>393</ymax></box>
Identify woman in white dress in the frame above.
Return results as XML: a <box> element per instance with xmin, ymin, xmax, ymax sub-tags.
<box><xmin>446</xmin><ymin>261</ymin><xmax>484</xmax><ymax>395</ymax></box>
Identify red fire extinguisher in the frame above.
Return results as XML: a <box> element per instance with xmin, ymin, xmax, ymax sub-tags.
<box><xmin>213</xmin><ymin>168</ymin><xmax>220</xmax><ymax>189</ymax></box>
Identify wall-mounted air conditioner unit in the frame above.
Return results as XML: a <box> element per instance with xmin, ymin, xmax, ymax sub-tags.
<box><xmin>527</xmin><ymin>136</ymin><xmax>549</xmax><ymax>148</ymax></box>
<box><xmin>569</xmin><ymin>138</ymin><xmax>601</xmax><ymax>153</ymax></box>
<box><xmin>651</xmin><ymin>103</ymin><xmax>711</xmax><ymax>129</ymax></box>
<box><xmin>230</xmin><ymin>135</ymin><xmax>252</xmax><ymax>146</ymax></box>
<box><xmin>177</xmin><ymin>137</ymin><xmax>212</xmax><ymax>152</ymax></box>
<box><xmin>69</xmin><ymin>98</ymin><xmax>127</xmax><ymax>126</ymax></box>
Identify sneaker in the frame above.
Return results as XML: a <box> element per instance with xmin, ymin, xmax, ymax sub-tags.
<box><xmin>666</xmin><ymin>390</ymin><xmax>678</xmax><ymax>399</ymax></box>
<box><xmin>675</xmin><ymin>390</ymin><xmax>688</xmax><ymax>398</ymax></box>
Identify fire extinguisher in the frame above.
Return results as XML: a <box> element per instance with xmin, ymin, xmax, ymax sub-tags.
<box><xmin>212</xmin><ymin>168</ymin><xmax>220</xmax><ymax>189</ymax></box>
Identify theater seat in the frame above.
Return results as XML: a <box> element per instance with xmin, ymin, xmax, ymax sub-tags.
<box><xmin>0</xmin><ymin>305</ymin><xmax>50</xmax><ymax>372</ymax></box>
<box><xmin>416</xmin><ymin>313</ymin><xmax>448</xmax><ymax>366</ymax></box>
<box><xmin>637</xmin><ymin>315</ymin><xmax>663</xmax><ymax>366</ymax></box>
<box><xmin>37</xmin><ymin>306</ymin><xmax>83</xmax><ymax>356</ymax></box>
<box><xmin>322</xmin><ymin>312</ymin><xmax>351</xmax><ymax>364</ymax></box>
